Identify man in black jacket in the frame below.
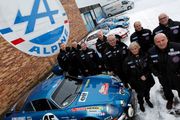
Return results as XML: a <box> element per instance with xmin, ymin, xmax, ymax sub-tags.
<box><xmin>130</xmin><ymin>21</ymin><xmax>154</xmax><ymax>52</ymax></box>
<box><xmin>95</xmin><ymin>30</ymin><xmax>108</xmax><ymax>56</ymax></box>
<box><xmin>79</xmin><ymin>42</ymin><xmax>102</xmax><ymax>76</ymax></box>
<box><xmin>103</xmin><ymin>34</ymin><xmax>128</xmax><ymax>83</ymax></box>
<box><xmin>148</xmin><ymin>33</ymin><xmax>180</xmax><ymax>109</ymax></box>
<box><xmin>153</xmin><ymin>13</ymin><xmax>180</xmax><ymax>43</ymax></box>
<box><xmin>68</xmin><ymin>41</ymin><xmax>81</xmax><ymax>77</ymax></box>
<box><xmin>57</xmin><ymin>43</ymin><xmax>71</xmax><ymax>73</ymax></box>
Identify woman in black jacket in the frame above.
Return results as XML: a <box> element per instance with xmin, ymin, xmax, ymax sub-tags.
<box><xmin>123</xmin><ymin>41</ymin><xmax>155</xmax><ymax>112</ymax></box>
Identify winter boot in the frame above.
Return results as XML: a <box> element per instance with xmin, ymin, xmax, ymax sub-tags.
<box><xmin>146</xmin><ymin>100</ymin><xmax>154</xmax><ymax>108</ymax></box>
<box><xmin>166</xmin><ymin>100</ymin><xmax>173</xmax><ymax>109</ymax></box>
<box><xmin>140</xmin><ymin>104</ymin><xmax>145</xmax><ymax>112</ymax></box>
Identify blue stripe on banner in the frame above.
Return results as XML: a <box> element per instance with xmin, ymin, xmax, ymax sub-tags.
<box><xmin>30</xmin><ymin>25</ymin><xmax>64</xmax><ymax>45</ymax></box>
<box><xmin>0</xmin><ymin>28</ymin><xmax>13</xmax><ymax>34</ymax></box>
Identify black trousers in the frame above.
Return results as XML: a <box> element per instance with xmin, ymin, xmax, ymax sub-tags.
<box><xmin>162</xmin><ymin>86</ymin><xmax>174</xmax><ymax>101</ymax></box>
<box><xmin>137</xmin><ymin>87</ymin><xmax>151</xmax><ymax>105</ymax></box>
<box><xmin>158</xmin><ymin>77</ymin><xmax>175</xmax><ymax>101</ymax></box>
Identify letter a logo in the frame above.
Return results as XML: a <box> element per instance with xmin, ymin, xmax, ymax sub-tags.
<box><xmin>0</xmin><ymin>0</ymin><xmax>69</xmax><ymax>57</ymax></box>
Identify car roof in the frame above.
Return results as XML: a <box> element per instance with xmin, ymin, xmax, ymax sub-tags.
<box><xmin>26</xmin><ymin>75</ymin><xmax>64</xmax><ymax>102</ymax></box>
<box><xmin>87</xmin><ymin>29</ymin><xmax>101</xmax><ymax>37</ymax></box>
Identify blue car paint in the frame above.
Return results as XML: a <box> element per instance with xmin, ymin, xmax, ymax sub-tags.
<box><xmin>96</xmin><ymin>21</ymin><xmax>129</xmax><ymax>30</ymax></box>
<box><xmin>4</xmin><ymin>75</ymin><xmax>132</xmax><ymax>120</ymax></box>
<box><xmin>27</xmin><ymin>75</ymin><xmax>64</xmax><ymax>102</ymax></box>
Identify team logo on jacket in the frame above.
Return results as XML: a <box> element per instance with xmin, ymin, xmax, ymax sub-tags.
<box><xmin>145</xmin><ymin>36</ymin><xmax>150</xmax><ymax>40</ymax></box>
<box><xmin>0</xmin><ymin>0</ymin><xmax>69</xmax><ymax>57</ymax></box>
<box><xmin>173</xmin><ymin>29</ymin><xmax>179</xmax><ymax>34</ymax></box>
<box><xmin>172</xmin><ymin>56</ymin><xmax>180</xmax><ymax>63</ymax></box>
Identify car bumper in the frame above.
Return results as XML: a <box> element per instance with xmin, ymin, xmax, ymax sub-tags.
<box><xmin>117</xmin><ymin>113</ymin><xmax>127</xmax><ymax>120</ymax></box>
<box><xmin>117</xmin><ymin>104</ymin><xmax>134</xmax><ymax>120</ymax></box>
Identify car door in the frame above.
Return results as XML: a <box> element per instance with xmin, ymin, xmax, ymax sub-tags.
<box><xmin>22</xmin><ymin>99</ymin><xmax>69</xmax><ymax>120</ymax></box>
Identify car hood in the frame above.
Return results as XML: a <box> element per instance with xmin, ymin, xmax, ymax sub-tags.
<box><xmin>70</xmin><ymin>75</ymin><xmax>131</xmax><ymax>108</ymax></box>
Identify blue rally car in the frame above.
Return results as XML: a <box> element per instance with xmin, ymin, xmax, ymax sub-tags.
<box><xmin>4</xmin><ymin>75</ymin><xmax>134</xmax><ymax>120</ymax></box>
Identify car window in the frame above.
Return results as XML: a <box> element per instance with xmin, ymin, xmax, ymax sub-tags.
<box><xmin>97</xmin><ymin>24</ymin><xmax>109</xmax><ymax>30</ymax></box>
<box><xmin>32</xmin><ymin>99</ymin><xmax>51</xmax><ymax>111</ymax></box>
<box><xmin>14</xmin><ymin>91</ymin><xmax>32</xmax><ymax>112</ymax></box>
<box><xmin>104</xmin><ymin>18</ymin><xmax>113</xmax><ymax>22</ymax></box>
<box><xmin>52</xmin><ymin>78</ymin><xmax>82</xmax><ymax>108</ymax></box>
<box><xmin>49</xmin><ymin>101</ymin><xmax>58</xmax><ymax>110</ymax></box>
<box><xmin>24</xmin><ymin>102</ymin><xmax>34</xmax><ymax>112</ymax></box>
<box><xmin>122</xmin><ymin>1</ymin><xmax>128</xmax><ymax>4</ymax></box>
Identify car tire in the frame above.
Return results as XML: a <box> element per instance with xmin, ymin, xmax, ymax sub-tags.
<box><xmin>108</xmin><ymin>14</ymin><xmax>112</xmax><ymax>17</ymax></box>
<box><xmin>127</xmin><ymin>6</ymin><xmax>132</xmax><ymax>10</ymax></box>
<box><xmin>128</xmin><ymin>106</ymin><xmax>134</xmax><ymax>118</ymax></box>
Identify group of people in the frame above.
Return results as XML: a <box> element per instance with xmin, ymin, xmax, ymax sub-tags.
<box><xmin>57</xmin><ymin>13</ymin><xmax>180</xmax><ymax>112</ymax></box>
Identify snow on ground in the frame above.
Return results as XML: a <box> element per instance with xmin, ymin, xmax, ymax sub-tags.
<box><xmin>116</xmin><ymin>0</ymin><xmax>180</xmax><ymax>119</ymax></box>
<box><xmin>133</xmin><ymin>77</ymin><xmax>180</xmax><ymax>120</ymax></box>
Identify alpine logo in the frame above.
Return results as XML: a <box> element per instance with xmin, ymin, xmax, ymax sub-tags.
<box><xmin>0</xmin><ymin>0</ymin><xmax>69</xmax><ymax>57</ymax></box>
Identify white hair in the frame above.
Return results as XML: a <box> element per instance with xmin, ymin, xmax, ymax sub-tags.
<box><xmin>128</xmin><ymin>41</ymin><xmax>141</xmax><ymax>50</ymax></box>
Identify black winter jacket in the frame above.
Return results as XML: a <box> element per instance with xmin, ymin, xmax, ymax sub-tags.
<box><xmin>68</xmin><ymin>46</ymin><xmax>82</xmax><ymax>76</ymax></box>
<box><xmin>103</xmin><ymin>42</ymin><xmax>128</xmax><ymax>80</ymax></box>
<box><xmin>123</xmin><ymin>51</ymin><xmax>155</xmax><ymax>91</ymax></box>
<box><xmin>148</xmin><ymin>42</ymin><xmax>180</xmax><ymax>90</ymax></box>
<box><xmin>130</xmin><ymin>28</ymin><xmax>154</xmax><ymax>52</ymax></box>
<box><xmin>95</xmin><ymin>36</ymin><xmax>108</xmax><ymax>55</ymax></box>
<box><xmin>153</xmin><ymin>19</ymin><xmax>180</xmax><ymax>43</ymax></box>
<box><xmin>57</xmin><ymin>48</ymin><xmax>71</xmax><ymax>71</ymax></box>
<box><xmin>79</xmin><ymin>48</ymin><xmax>101</xmax><ymax>76</ymax></box>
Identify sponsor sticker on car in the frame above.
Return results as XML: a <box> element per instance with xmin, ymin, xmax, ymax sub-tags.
<box><xmin>71</xmin><ymin>106</ymin><xmax>104</xmax><ymax>114</ymax></box>
<box><xmin>42</xmin><ymin>113</ymin><xmax>59</xmax><ymax>120</ymax></box>
<box><xmin>99</xmin><ymin>83</ymin><xmax>109</xmax><ymax>95</ymax></box>
<box><xmin>79</xmin><ymin>92</ymin><xmax>88</xmax><ymax>102</ymax></box>
<box><xmin>12</xmin><ymin>117</ymin><xmax>26</xmax><ymax>120</ymax></box>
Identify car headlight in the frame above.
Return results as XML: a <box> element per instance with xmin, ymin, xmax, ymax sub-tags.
<box><xmin>120</xmin><ymin>100</ymin><xmax>126</xmax><ymax>107</ymax></box>
<box><xmin>106</xmin><ymin>104</ymin><xmax>119</xmax><ymax>116</ymax></box>
<box><xmin>119</xmin><ymin>87</ymin><xmax>125</xmax><ymax>95</ymax></box>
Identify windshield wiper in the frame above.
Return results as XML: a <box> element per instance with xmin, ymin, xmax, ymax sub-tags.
<box><xmin>65</xmin><ymin>75</ymin><xmax>83</xmax><ymax>82</ymax></box>
<box><xmin>61</xmin><ymin>92</ymin><xmax>80</xmax><ymax>107</ymax></box>
<box><xmin>61</xmin><ymin>94</ymin><xmax>72</xmax><ymax>106</ymax></box>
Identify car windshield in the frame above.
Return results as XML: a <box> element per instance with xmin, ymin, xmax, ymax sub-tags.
<box><xmin>86</xmin><ymin>34</ymin><xmax>98</xmax><ymax>41</ymax></box>
<box><xmin>104</xmin><ymin>18</ymin><xmax>113</xmax><ymax>22</ymax></box>
<box><xmin>52</xmin><ymin>78</ymin><xmax>82</xmax><ymax>108</ymax></box>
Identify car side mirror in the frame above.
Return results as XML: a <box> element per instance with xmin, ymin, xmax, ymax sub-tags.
<box><xmin>5</xmin><ymin>112</ymin><xmax>13</xmax><ymax>117</ymax></box>
<box><xmin>52</xmin><ymin>64</ymin><xmax>63</xmax><ymax>76</ymax></box>
<box><xmin>5</xmin><ymin>106</ymin><xmax>15</xmax><ymax>117</ymax></box>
